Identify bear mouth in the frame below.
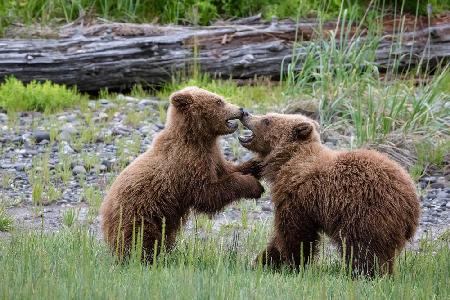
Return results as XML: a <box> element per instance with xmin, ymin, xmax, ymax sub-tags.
<box><xmin>226</xmin><ymin>118</ymin><xmax>239</xmax><ymax>131</ymax></box>
<box><xmin>238</xmin><ymin>128</ymin><xmax>254</xmax><ymax>144</ymax></box>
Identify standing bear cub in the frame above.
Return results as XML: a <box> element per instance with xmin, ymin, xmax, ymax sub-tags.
<box><xmin>239</xmin><ymin>112</ymin><xmax>420</xmax><ymax>276</ymax></box>
<box><xmin>101</xmin><ymin>87</ymin><xmax>264</xmax><ymax>259</ymax></box>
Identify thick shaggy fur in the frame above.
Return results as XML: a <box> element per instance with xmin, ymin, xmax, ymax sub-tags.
<box><xmin>239</xmin><ymin>113</ymin><xmax>420</xmax><ymax>276</ymax></box>
<box><xmin>101</xmin><ymin>87</ymin><xmax>263</xmax><ymax>259</ymax></box>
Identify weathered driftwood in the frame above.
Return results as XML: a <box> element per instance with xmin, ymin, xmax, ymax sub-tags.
<box><xmin>0</xmin><ymin>17</ymin><xmax>449</xmax><ymax>92</ymax></box>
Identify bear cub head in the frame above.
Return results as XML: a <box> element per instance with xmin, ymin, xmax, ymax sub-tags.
<box><xmin>168</xmin><ymin>86</ymin><xmax>244</xmax><ymax>136</ymax></box>
<box><xmin>239</xmin><ymin>112</ymin><xmax>320</xmax><ymax>156</ymax></box>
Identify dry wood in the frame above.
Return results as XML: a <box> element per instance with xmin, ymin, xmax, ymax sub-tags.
<box><xmin>0</xmin><ymin>16</ymin><xmax>449</xmax><ymax>92</ymax></box>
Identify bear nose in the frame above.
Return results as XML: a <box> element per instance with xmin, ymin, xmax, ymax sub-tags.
<box><xmin>240</xmin><ymin>108</ymin><xmax>249</xmax><ymax>118</ymax></box>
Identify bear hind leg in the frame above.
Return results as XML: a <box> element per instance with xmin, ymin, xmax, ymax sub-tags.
<box><xmin>338</xmin><ymin>240</ymin><xmax>395</xmax><ymax>278</ymax></box>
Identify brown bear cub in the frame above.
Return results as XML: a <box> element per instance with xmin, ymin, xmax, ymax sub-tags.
<box><xmin>101</xmin><ymin>87</ymin><xmax>264</xmax><ymax>260</ymax></box>
<box><xmin>239</xmin><ymin>112</ymin><xmax>420</xmax><ymax>276</ymax></box>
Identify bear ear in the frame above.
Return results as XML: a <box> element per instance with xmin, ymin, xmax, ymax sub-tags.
<box><xmin>170</xmin><ymin>91</ymin><xmax>193</xmax><ymax>111</ymax></box>
<box><xmin>292</xmin><ymin>122</ymin><xmax>313</xmax><ymax>140</ymax></box>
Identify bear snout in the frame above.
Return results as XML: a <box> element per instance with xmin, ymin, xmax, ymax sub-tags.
<box><xmin>240</xmin><ymin>108</ymin><xmax>250</xmax><ymax>119</ymax></box>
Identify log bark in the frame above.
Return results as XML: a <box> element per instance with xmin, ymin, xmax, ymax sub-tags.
<box><xmin>0</xmin><ymin>17</ymin><xmax>449</xmax><ymax>92</ymax></box>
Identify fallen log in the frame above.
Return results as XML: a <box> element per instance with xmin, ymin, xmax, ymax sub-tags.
<box><xmin>0</xmin><ymin>17</ymin><xmax>449</xmax><ymax>92</ymax></box>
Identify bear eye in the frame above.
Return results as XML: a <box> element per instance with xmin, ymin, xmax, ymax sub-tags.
<box><xmin>263</xmin><ymin>118</ymin><xmax>270</xmax><ymax>126</ymax></box>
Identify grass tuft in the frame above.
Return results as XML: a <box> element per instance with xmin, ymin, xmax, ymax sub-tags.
<box><xmin>0</xmin><ymin>76</ymin><xmax>87</xmax><ymax>113</ymax></box>
<box><xmin>0</xmin><ymin>206</ymin><xmax>13</xmax><ymax>232</ymax></box>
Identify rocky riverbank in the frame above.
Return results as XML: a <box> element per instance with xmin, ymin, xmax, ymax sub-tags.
<box><xmin>0</xmin><ymin>96</ymin><xmax>449</xmax><ymax>245</ymax></box>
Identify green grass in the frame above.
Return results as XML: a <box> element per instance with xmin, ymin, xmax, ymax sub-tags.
<box><xmin>0</xmin><ymin>206</ymin><xmax>13</xmax><ymax>232</ymax></box>
<box><xmin>0</xmin><ymin>226</ymin><xmax>449</xmax><ymax>299</ymax></box>
<box><xmin>156</xmin><ymin>74</ymin><xmax>285</xmax><ymax>112</ymax></box>
<box><xmin>410</xmin><ymin>140</ymin><xmax>450</xmax><ymax>180</ymax></box>
<box><xmin>278</xmin><ymin>1</ymin><xmax>450</xmax><ymax>146</ymax></box>
<box><xmin>0</xmin><ymin>76</ymin><xmax>87</xmax><ymax>113</ymax></box>
<box><xmin>1</xmin><ymin>0</ymin><xmax>448</xmax><ymax>34</ymax></box>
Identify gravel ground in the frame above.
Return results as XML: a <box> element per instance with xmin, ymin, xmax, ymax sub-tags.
<box><xmin>0</xmin><ymin>96</ymin><xmax>449</xmax><ymax>246</ymax></box>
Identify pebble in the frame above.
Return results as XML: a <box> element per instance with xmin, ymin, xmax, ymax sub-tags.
<box><xmin>0</xmin><ymin>113</ymin><xmax>8</xmax><ymax>122</ymax></box>
<box><xmin>140</xmin><ymin>125</ymin><xmax>153</xmax><ymax>135</ymax></box>
<box><xmin>60</xmin><ymin>124</ymin><xmax>77</xmax><ymax>141</ymax></box>
<box><xmin>14</xmin><ymin>163</ymin><xmax>26</xmax><ymax>172</ymax></box>
<box><xmin>261</xmin><ymin>203</ymin><xmax>273</xmax><ymax>212</ymax></box>
<box><xmin>33</xmin><ymin>131</ymin><xmax>50</xmax><ymax>143</ymax></box>
<box><xmin>138</xmin><ymin>99</ymin><xmax>154</xmax><ymax>108</ymax></box>
<box><xmin>98</xmin><ymin>112</ymin><xmax>108</xmax><ymax>121</ymax></box>
<box><xmin>72</xmin><ymin>165</ymin><xmax>87</xmax><ymax>175</ymax></box>
<box><xmin>155</xmin><ymin>123</ymin><xmax>165</xmax><ymax>130</ymax></box>
<box><xmin>436</xmin><ymin>190</ymin><xmax>448</xmax><ymax>200</ymax></box>
<box><xmin>61</xmin><ymin>142</ymin><xmax>75</xmax><ymax>154</ymax></box>
<box><xmin>11</xmin><ymin>136</ymin><xmax>24</xmax><ymax>144</ymax></box>
<box><xmin>101</xmin><ymin>160</ymin><xmax>113</xmax><ymax>171</ymax></box>
<box><xmin>431</xmin><ymin>182</ymin><xmax>445</xmax><ymax>189</ymax></box>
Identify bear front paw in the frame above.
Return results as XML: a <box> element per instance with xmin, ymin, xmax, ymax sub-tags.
<box><xmin>238</xmin><ymin>159</ymin><xmax>263</xmax><ymax>179</ymax></box>
<box><xmin>244</xmin><ymin>175</ymin><xmax>264</xmax><ymax>199</ymax></box>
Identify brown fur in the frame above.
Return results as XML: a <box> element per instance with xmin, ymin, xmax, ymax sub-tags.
<box><xmin>101</xmin><ymin>87</ymin><xmax>264</xmax><ymax>260</ymax></box>
<box><xmin>239</xmin><ymin>112</ymin><xmax>420</xmax><ymax>277</ymax></box>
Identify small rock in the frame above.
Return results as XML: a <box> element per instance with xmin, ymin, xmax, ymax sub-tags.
<box><xmin>14</xmin><ymin>163</ymin><xmax>26</xmax><ymax>172</ymax></box>
<box><xmin>436</xmin><ymin>190</ymin><xmax>448</xmax><ymax>199</ymax></box>
<box><xmin>72</xmin><ymin>165</ymin><xmax>87</xmax><ymax>175</ymax></box>
<box><xmin>26</xmin><ymin>149</ymin><xmax>38</xmax><ymax>156</ymax></box>
<box><xmin>261</xmin><ymin>203</ymin><xmax>273</xmax><ymax>212</ymax></box>
<box><xmin>98</xmin><ymin>112</ymin><xmax>108</xmax><ymax>121</ymax></box>
<box><xmin>0</xmin><ymin>113</ymin><xmax>8</xmax><ymax>122</ymax></box>
<box><xmin>123</xmin><ymin>96</ymin><xmax>138</xmax><ymax>102</ymax></box>
<box><xmin>60</xmin><ymin>124</ymin><xmax>77</xmax><ymax>141</ymax></box>
<box><xmin>112</xmin><ymin>127</ymin><xmax>131</xmax><ymax>136</ymax></box>
<box><xmin>11</xmin><ymin>136</ymin><xmax>24</xmax><ymax>145</ymax></box>
<box><xmin>155</xmin><ymin>123</ymin><xmax>165</xmax><ymax>130</ymax></box>
<box><xmin>325</xmin><ymin>137</ymin><xmax>339</xmax><ymax>146</ymax></box>
<box><xmin>33</xmin><ymin>130</ymin><xmax>50</xmax><ymax>143</ymax></box>
<box><xmin>282</xmin><ymin>99</ymin><xmax>319</xmax><ymax>119</ymax></box>
<box><xmin>138</xmin><ymin>99</ymin><xmax>160</xmax><ymax>108</ymax></box>
<box><xmin>0</xmin><ymin>162</ymin><xmax>13</xmax><ymax>169</ymax></box>
<box><xmin>66</xmin><ymin>114</ymin><xmax>78</xmax><ymax>122</ymax></box>
<box><xmin>421</xmin><ymin>176</ymin><xmax>436</xmax><ymax>184</ymax></box>
<box><xmin>324</xmin><ymin>141</ymin><xmax>335</xmax><ymax>148</ymax></box>
<box><xmin>140</xmin><ymin>125</ymin><xmax>153</xmax><ymax>135</ymax></box>
<box><xmin>101</xmin><ymin>160</ymin><xmax>113</xmax><ymax>171</ymax></box>
<box><xmin>431</xmin><ymin>182</ymin><xmax>445</xmax><ymax>189</ymax></box>
<box><xmin>99</xmin><ymin>99</ymin><xmax>110</xmax><ymax>105</ymax></box>
<box><xmin>0</xmin><ymin>137</ymin><xmax>10</xmax><ymax>143</ymax></box>
<box><xmin>241</xmin><ymin>153</ymin><xmax>253</xmax><ymax>162</ymax></box>
<box><xmin>138</xmin><ymin>99</ymin><xmax>152</xmax><ymax>107</ymax></box>
<box><xmin>61</xmin><ymin>142</ymin><xmax>75</xmax><ymax>154</ymax></box>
